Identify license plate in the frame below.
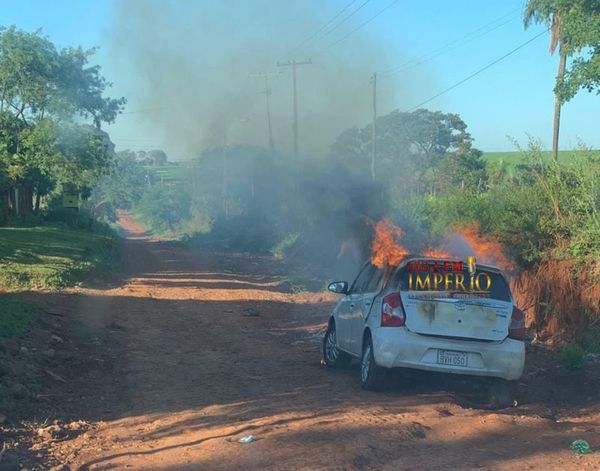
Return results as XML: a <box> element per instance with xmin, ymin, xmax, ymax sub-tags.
<box><xmin>437</xmin><ymin>349</ymin><xmax>468</xmax><ymax>367</ymax></box>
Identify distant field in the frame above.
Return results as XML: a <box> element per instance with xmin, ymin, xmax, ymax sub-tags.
<box><xmin>482</xmin><ymin>149</ymin><xmax>600</xmax><ymax>165</ymax></box>
<box><xmin>156</xmin><ymin>150</ymin><xmax>599</xmax><ymax>177</ymax></box>
<box><xmin>145</xmin><ymin>164</ymin><xmax>188</xmax><ymax>185</ymax></box>
<box><xmin>0</xmin><ymin>225</ymin><xmax>117</xmax><ymax>289</ymax></box>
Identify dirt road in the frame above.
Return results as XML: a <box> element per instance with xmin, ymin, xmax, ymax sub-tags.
<box><xmin>20</xmin><ymin>215</ymin><xmax>600</xmax><ymax>470</ymax></box>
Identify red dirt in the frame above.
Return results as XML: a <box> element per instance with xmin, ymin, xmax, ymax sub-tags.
<box><xmin>7</xmin><ymin>212</ymin><xmax>600</xmax><ymax>470</ymax></box>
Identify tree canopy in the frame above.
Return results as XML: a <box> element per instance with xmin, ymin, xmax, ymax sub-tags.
<box><xmin>524</xmin><ymin>0</ymin><xmax>600</xmax><ymax>103</ymax></box>
<box><xmin>0</xmin><ymin>25</ymin><xmax>125</xmax><ymax>220</ymax></box>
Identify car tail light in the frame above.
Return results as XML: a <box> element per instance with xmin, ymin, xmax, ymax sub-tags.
<box><xmin>508</xmin><ymin>306</ymin><xmax>526</xmax><ymax>340</ymax></box>
<box><xmin>381</xmin><ymin>292</ymin><xmax>405</xmax><ymax>327</ymax></box>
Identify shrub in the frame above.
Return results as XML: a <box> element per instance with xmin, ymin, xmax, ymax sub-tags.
<box><xmin>558</xmin><ymin>343</ymin><xmax>585</xmax><ymax>372</ymax></box>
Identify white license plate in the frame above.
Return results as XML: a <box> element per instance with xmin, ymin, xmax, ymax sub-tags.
<box><xmin>437</xmin><ymin>349</ymin><xmax>468</xmax><ymax>367</ymax></box>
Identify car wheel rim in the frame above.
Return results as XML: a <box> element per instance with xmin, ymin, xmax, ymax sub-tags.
<box><xmin>361</xmin><ymin>345</ymin><xmax>371</xmax><ymax>383</ymax></box>
<box><xmin>325</xmin><ymin>328</ymin><xmax>339</xmax><ymax>363</ymax></box>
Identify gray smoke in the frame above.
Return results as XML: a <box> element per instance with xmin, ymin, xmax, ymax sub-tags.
<box><xmin>107</xmin><ymin>0</ymin><xmax>420</xmax><ymax>159</ymax></box>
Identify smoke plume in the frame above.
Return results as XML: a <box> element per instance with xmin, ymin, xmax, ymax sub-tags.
<box><xmin>108</xmin><ymin>0</ymin><xmax>418</xmax><ymax>159</ymax></box>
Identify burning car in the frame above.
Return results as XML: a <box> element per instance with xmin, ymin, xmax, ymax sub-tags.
<box><xmin>323</xmin><ymin>256</ymin><xmax>526</xmax><ymax>408</ymax></box>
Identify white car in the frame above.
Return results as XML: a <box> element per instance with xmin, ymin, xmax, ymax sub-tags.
<box><xmin>323</xmin><ymin>257</ymin><xmax>526</xmax><ymax>407</ymax></box>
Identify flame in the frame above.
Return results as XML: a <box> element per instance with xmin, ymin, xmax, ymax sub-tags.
<box><xmin>454</xmin><ymin>223</ymin><xmax>515</xmax><ymax>272</ymax></box>
<box><xmin>422</xmin><ymin>247</ymin><xmax>451</xmax><ymax>258</ymax></box>
<box><xmin>370</xmin><ymin>219</ymin><xmax>409</xmax><ymax>268</ymax></box>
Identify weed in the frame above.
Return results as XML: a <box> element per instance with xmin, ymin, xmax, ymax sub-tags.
<box><xmin>558</xmin><ymin>343</ymin><xmax>585</xmax><ymax>372</ymax></box>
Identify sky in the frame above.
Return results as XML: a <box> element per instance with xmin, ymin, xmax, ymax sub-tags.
<box><xmin>2</xmin><ymin>0</ymin><xmax>598</xmax><ymax>157</ymax></box>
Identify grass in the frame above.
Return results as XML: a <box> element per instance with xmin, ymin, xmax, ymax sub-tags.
<box><xmin>0</xmin><ymin>295</ymin><xmax>39</xmax><ymax>337</ymax></box>
<box><xmin>145</xmin><ymin>163</ymin><xmax>187</xmax><ymax>186</ymax></box>
<box><xmin>482</xmin><ymin>149</ymin><xmax>600</xmax><ymax>166</ymax></box>
<box><xmin>271</xmin><ymin>233</ymin><xmax>299</xmax><ymax>259</ymax></box>
<box><xmin>0</xmin><ymin>224</ymin><xmax>118</xmax><ymax>289</ymax></box>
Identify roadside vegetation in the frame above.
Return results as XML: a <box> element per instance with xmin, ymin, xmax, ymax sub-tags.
<box><xmin>0</xmin><ymin>223</ymin><xmax>117</xmax><ymax>290</ymax></box>
<box><xmin>113</xmin><ymin>119</ymin><xmax>599</xmax><ymax>348</ymax></box>
<box><xmin>0</xmin><ymin>26</ymin><xmax>124</xmax><ymax>284</ymax></box>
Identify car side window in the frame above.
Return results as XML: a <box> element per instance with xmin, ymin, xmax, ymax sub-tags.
<box><xmin>350</xmin><ymin>264</ymin><xmax>376</xmax><ymax>294</ymax></box>
<box><xmin>365</xmin><ymin>267</ymin><xmax>385</xmax><ymax>293</ymax></box>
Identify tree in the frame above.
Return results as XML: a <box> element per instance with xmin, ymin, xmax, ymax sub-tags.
<box><xmin>91</xmin><ymin>150</ymin><xmax>147</xmax><ymax>221</ymax></box>
<box><xmin>524</xmin><ymin>0</ymin><xmax>600</xmax><ymax>161</ymax></box>
<box><xmin>147</xmin><ymin>149</ymin><xmax>168</xmax><ymax>166</ymax></box>
<box><xmin>0</xmin><ymin>25</ymin><xmax>125</xmax><ymax>219</ymax></box>
<box><xmin>330</xmin><ymin>109</ymin><xmax>484</xmax><ymax>197</ymax></box>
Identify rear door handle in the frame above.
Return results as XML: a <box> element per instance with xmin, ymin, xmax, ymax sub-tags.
<box><xmin>349</xmin><ymin>303</ymin><xmax>355</xmax><ymax>309</ymax></box>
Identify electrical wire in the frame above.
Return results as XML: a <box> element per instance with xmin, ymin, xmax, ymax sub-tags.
<box><xmin>380</xmin><ymin>6</ymin><xmax>522</xmax><ymax>77</ymax></box>
<box><xmin>291</xmin><ymin>0</ymin><xmax>358</xmax><ymax>53</ymax></box>
<box><xmin>407</xmin><ymin>28</ymin><xmax>548</xmax><ymax>111</ymax></box>
<box><xmin>304</xmin><ymin>0</ymin><xmax>372</xmax><ymax>52</ymax></box>
<box><xmin>313</xmin><ymin>0</ymin><xmax>400</xmax><ymax>57</ymax></box>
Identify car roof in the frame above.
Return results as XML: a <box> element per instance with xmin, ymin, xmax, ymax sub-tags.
<box><xmin>362</xmin><ymin>256</ymin><xmax>505</xmax><ymax>274</ymax></box>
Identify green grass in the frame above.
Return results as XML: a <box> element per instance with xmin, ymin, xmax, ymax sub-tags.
<box><xmin>483</xmin><ymin>149</ymin><xmax>600</xmax><ymax>166</ymax></box>
<box><xmin>0</xmin><ymin>295</ymin><xmax>39</xmax><ymax>337</ymax></box>
<box><xmin>145</xmin><ymin>164</ymin><xmax>187</xmax><ymax>185</ymax></box>
<box><xmin>0</xmin><ymin>224</ymin><xmax>117</xmax><ymax>289</ymax></box>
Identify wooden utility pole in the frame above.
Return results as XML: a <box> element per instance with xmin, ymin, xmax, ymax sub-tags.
<box><xmin>371</xmin><ymin>72</ymin><xmax>377</xmax><ymax>181</ymax></box>
<box><xmin>552</xmin><ymin>46</ymin><xmax>567</xmax><ymax>162</ymax></box>
<box><xmin>251</xmin><ymin>72</ymin><xmax>279</xmax><ymax>152</ymax></box>
<box><xmin>264</xmin><ymin>74</ymin><xmax>275</xmax><ymax>152</ymax></box>
<box><xmin>276</xmin><ymin>59</ymin><xmax>312</xmax><ymax>160</ymax></box>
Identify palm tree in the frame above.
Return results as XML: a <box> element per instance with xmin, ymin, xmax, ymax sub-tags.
<box><xmin>524</xmin><ymin>0</ymin><xmax>568</xmax><ymax>162</ymax></box>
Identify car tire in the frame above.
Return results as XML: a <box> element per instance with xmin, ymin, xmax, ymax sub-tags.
<box><xmin>323</xmin><ymin>322</ymin><xmax>351</xmax><ymax>368</ymax></box>
<box><xmin>488</xmin><ymin>378</ymin><xmax>518</xmax><ymax>409</ymax></box>
<box><xmin>360</xmin><ymin>335</ymin><xmax>386</xmax><ymax>390</ymax></box>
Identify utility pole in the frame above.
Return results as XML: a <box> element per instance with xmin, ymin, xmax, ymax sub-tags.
<box><xmin>370</xmin><ymin>72</ymin><xmax>377</xmax><ymax>182</ymax></box>
<box><xmin>276</xmin><ymin>59</ymin><xmax>312</xmax><ymax>161</ymax></box>
<box><xmin>264</xmin><ymin>74</ymin><xmax>274</xmax><ymax>152</ymax></box>
<box><xmin>251</xmin><ymin>72</ymin><xmax>278</xmax><ymax>152</ymax></box>
<box><xmin>222</xmin><ymin>138</ymin><xmax>228</xmax><ymax>219</ymax></box>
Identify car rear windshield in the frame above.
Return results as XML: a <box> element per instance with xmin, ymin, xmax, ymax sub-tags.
<box><xmin>390</xmin><ymin>260</ymin><xmax>512</xmax><ymax>302</ymax></box>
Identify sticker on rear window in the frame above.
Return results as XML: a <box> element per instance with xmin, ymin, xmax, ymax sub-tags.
<box><xmin>403</xmin><ymin>256</ymin><xmax>510</xmax><ymax>301</ymax></box>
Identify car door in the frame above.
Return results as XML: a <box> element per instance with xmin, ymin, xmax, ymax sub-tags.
<box><xmin>349</xmin><ymin>265</ymin><xmax>385</xmax><ymax>355</ymax></box>
<box><xmin>336</xmin><ymin>263</ymin><xmax>373</xmax><ymax>353</ymax></box>
<box><xmin>345</xmin><ymin>264</ymin><xmax>378</xmax><ymax>355</ymax></box>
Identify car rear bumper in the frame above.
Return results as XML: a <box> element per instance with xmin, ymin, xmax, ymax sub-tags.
<box><xmin>371</xmin><ymin>327</ymin><xmax>525</xmax><ymax>381</ymax></box>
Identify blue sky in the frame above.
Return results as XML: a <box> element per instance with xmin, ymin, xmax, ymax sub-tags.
<box><xmin>2</xmin><ymin>0</ymin><xmax>598</xmax><ymax>154</ymax></box>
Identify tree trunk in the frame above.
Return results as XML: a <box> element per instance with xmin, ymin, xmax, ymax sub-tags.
<box><xmin>0</xmin><ymin>190</ymin><xmax>8</xmax><ymax>224</ymax></box>
<box><xmin>552</xmin><ymin>46</ymin><xmax>567</xmax><ymax>162</ymax></box>
<box><xmin>14</xmin><ymin>187</ymin><xmax>20</xmax><ymax>218</ymax></box>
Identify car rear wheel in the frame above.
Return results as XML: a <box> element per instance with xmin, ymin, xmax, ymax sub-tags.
<box><xmin>360</xmin><ymin>335</ymin><xmax>386</xmax><ymax>390</ymax></box>
<box><xmin>323</xmin><ymin>322</ymin><xmax>351</xmax><ymax>368</ymax></box>
<box><xmin>488</xmin><ymin>378</ymin><xmax>518</xmax><ymax>409</ymax></box>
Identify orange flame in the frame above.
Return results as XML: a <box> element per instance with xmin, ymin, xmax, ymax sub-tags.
<box><xmin>454</xmin><ymin>223</ymin><xmax>515</xmax><ymax>272</ymax></box>
<box><xmin>370</xmin><ymin>219</ymin><xmax>409</xmax><ymax>268</ymax></box>
<box><xmin>422</xmin><ymin>247</ymin><xmax>451</xmax><ymax>259</ymax></box>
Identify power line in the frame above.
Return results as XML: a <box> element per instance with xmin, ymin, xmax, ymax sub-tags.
<box><xmin>291</xmin><ymin>0</ymin><xmax>357</xmax><ymax>53</ymax></box>
<box><xmin>313</xmin><ymin>0</ymin><xmax>400</xmax><ymax>57</ymax></box>
<box><xmin>304</xmin><ymin>0</ymin><xmax>372</xmax><ymax>51</ymax></box>
<box><xmin>407</xmin><ymin>29</ymin><xmax>548</xmax><ymax>111</ymax></box>
<box><xmin>381</xmin><ymin>10</ymin><xmax>520</xmax><ymax>77</ymax></box>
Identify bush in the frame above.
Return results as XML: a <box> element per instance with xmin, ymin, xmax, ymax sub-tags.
<box><xmin>558</xmin><ymin>343</ymin><xmax>585</xmax><ymax>372</ymax></box>
<box><xmin>136</xmin><ymin>185</ymin><xmax>192</xmax><ymax>234</ymax></box>
<box><xmin>190</xmin><ymin>210</ymin><xmax>283</xmax><ymax>254</ymax></box>
<box><xmin>271</xmin><ymin>233</ymin><xmax>299</xmax><ymax>259</ymax></box>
